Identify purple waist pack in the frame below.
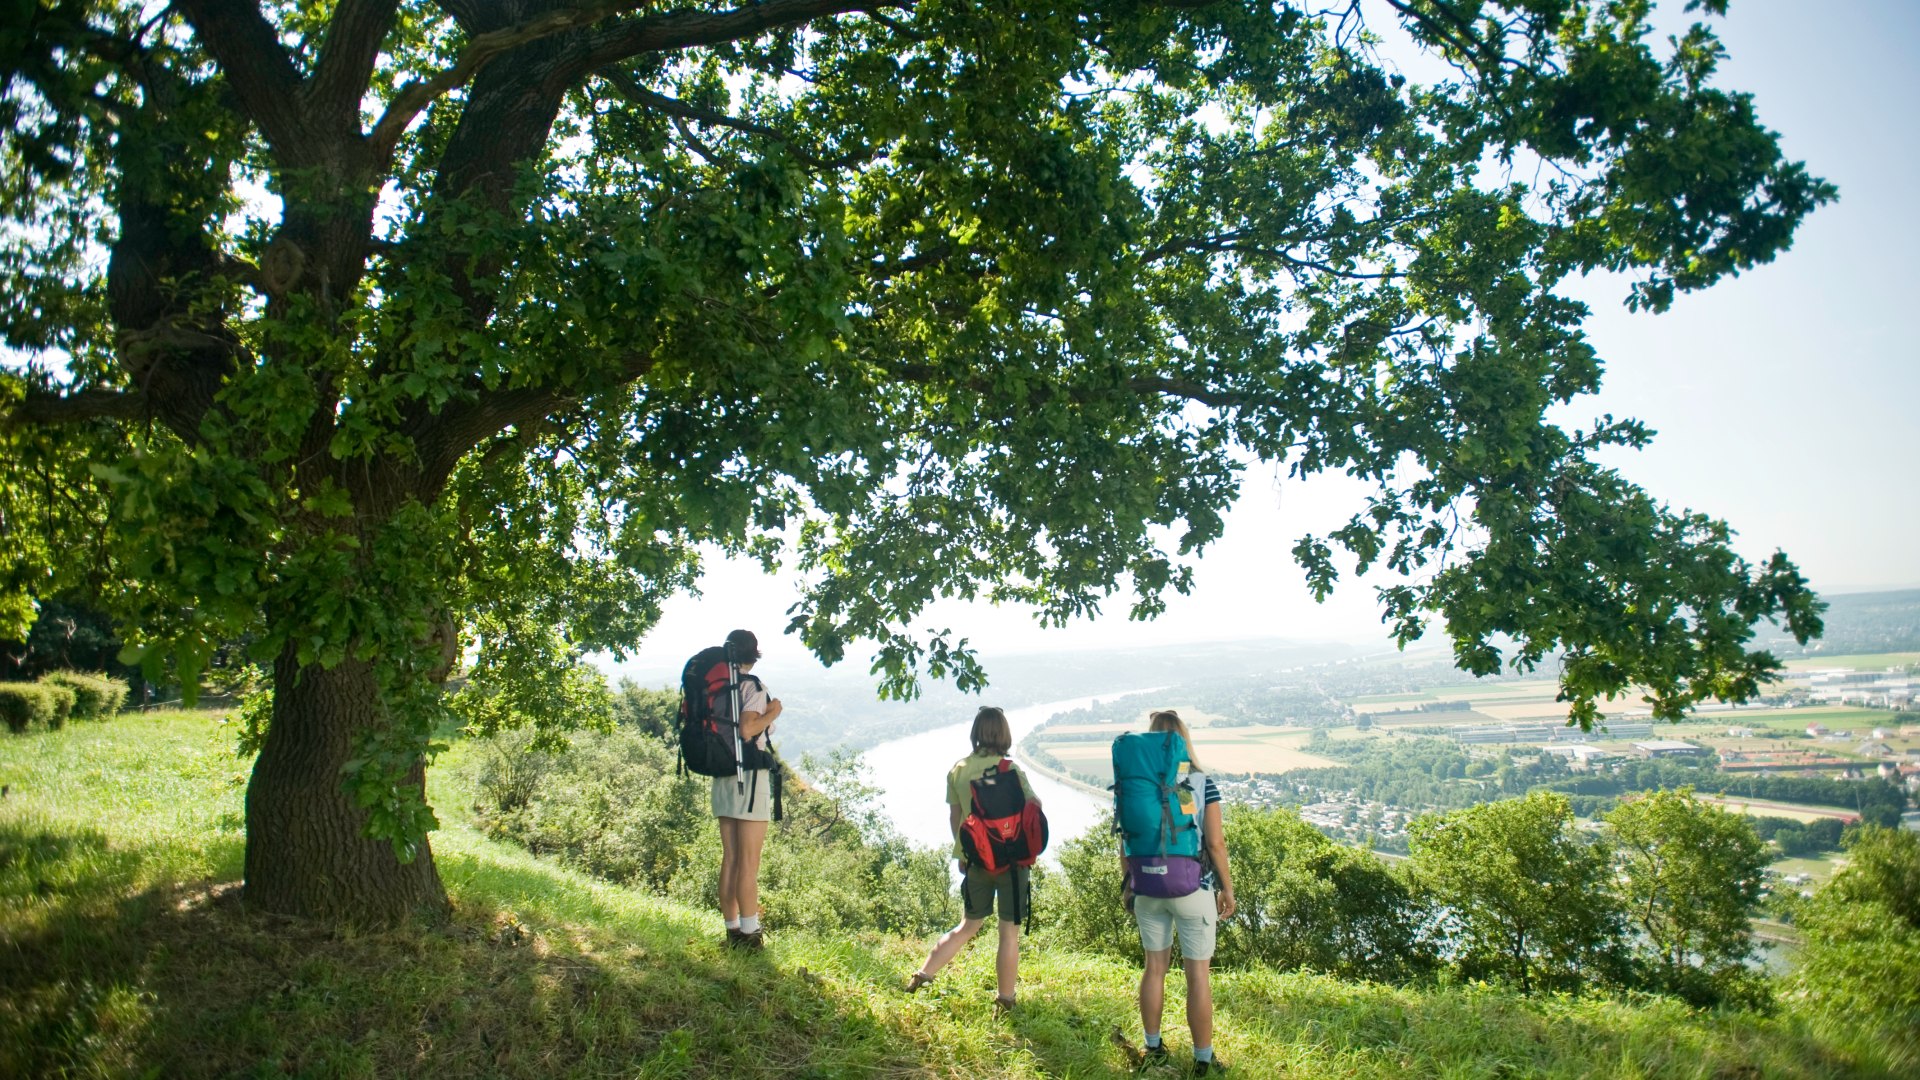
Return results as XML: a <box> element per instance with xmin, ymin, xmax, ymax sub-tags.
<box><xmin>1126</xmin><ymin>855</ymin><xmax>1203</xmax><ymax>899</ymax></box>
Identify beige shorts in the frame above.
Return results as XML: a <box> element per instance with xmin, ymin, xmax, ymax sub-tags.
<box><xmin>710</xmin><ymin>770</ymin><xmax>773</xmax><ymax>821</ymax></box>
<box><xmin>1134</xmin><ymin>886</ymin><xmax>1216</xmax><ymax>961</ymax></box>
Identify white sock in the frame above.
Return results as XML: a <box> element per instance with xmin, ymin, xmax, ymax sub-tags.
<box><xmin>725</xmin><ymin>916</ymin><xmax>741</xmax><ymax>930</ymax></box>
<box><xmin>739</xmin><ymin>914</ymin><xmax>761</xmax><ymax>934</ymax></box>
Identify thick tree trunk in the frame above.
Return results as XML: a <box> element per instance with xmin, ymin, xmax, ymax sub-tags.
<box><xmin>243</xmin><ymin>646</ymin><xmax>449</xmax><ymax>925</ymax></box>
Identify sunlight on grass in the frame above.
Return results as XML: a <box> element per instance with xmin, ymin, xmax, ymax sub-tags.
<box><xmin>0</xmin><ymin>710</ymin><xmax>1885</xmax><ymax>1078</ymax></box>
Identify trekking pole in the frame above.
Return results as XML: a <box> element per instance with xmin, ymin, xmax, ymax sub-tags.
<box><xmin>727</xmin><ymin>645</ymin><xmax>745</xmax><ymax>792</ymax></box>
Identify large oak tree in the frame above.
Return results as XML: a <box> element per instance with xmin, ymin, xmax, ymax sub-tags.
<box><xmin>1</xmin><ymin>0</ymin><xmax>1829</xmax><ymax>924</ymax></box>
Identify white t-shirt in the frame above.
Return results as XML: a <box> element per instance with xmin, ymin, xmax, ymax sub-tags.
<box><xmin>739</xmin><ymin>675</ymin><xmax>772</xmax><ymax>753</ymax></box>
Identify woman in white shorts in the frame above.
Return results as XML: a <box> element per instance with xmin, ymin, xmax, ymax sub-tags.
<box><xmin>711</xmin><ymin>630</ymin><xmax>781</xmax><ymax>949</ymax></box>
<box><xmin>1123</xmin><ymin>710</ymin><xmax>1236</xmax><ymax>1076</ymax></box>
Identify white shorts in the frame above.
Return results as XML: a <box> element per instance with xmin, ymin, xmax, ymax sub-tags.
<box><xmin>710</xmin><ymin>769</ymin><xmax>773</xmax><ymax>821</ymax></box>
<box><xmin>1135</xmin><ymin>886</ymin><xmax>1216</xmax><ymax>961</ymax></box>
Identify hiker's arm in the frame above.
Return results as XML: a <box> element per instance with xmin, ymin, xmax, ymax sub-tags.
<box><xmin>1205</xmin><ymin>800</ymin><xmax>1235</xmax><ymax>919</ymax></box>
<box><xmin>740</xmin><ymin>697</ymin><xmax>782</xmax><ymax>740</ymax></box>
<box><xmin>949</xmin><ymin>802</ymin><xmax>965</xmax><ymax>841</ymax></box>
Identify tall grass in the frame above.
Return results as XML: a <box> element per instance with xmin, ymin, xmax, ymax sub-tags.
<box><xmin>0</xmin><ymin>711</ymin><xmax>1885</xmax><ymax>1078</ymax></box>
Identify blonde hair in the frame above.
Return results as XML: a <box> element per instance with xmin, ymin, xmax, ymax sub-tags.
<box><xmin>1148</xmin><ymin>709</ymin><xmax>1202</xmax><ymax>771</ymax></box>
<box><xmin>970</xmin><ymin>706</ymin><xmax>1012</xmax><ymax>756</ymax></box>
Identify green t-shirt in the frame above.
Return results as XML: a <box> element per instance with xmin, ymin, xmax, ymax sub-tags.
<box><xmin>945</xmin><ymin>752</ymin><xmax>1038</xmax><ymax>860</ymax></box>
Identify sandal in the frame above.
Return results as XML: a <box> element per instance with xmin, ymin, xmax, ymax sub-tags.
<box><xmin>905</xmin><ymin>971</ymin><xmax>935</xmax><ymax>993</ymax></box>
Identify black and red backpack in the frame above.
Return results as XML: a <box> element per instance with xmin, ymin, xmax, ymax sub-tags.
<box><xmin>959</xmin><ymin>759</ymin><xmax>1049</xmax><ymax>874</ymax></box>
<box><xmin>677</xmin><ymin>642</ymin><xmax>776</xmax><ymax>778</ymax></box>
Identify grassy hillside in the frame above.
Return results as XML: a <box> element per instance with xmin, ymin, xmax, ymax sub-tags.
<box><xmin>0</xmin><ymin>711</ymin><xmax>1884</xmax><ymax>1078</ymax></box>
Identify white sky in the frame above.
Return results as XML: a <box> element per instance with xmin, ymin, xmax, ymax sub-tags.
<box><xmin>607</xmin><ymin>0</ymin><xmax>1920</xmax><ymax>682</ymax></box>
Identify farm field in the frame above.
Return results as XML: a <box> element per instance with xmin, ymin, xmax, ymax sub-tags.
<box><xmin>1769</xmin><ymin>855</ymin><xmax>1847</xmax><ymax>886</ymax></box>
<box><xmin>1781</xmin><ymin>651</ymin><xmax>1920</xmax><ymax>672</ymax></box>
<box><xmin>1696</xmin><ymin>795</ymin><xmax>1859</xmax><ymax>823</ymax></box>
<box><xmin>1036</xmin><ymin>723</ymin><xmax>1338</xmax><ymax>782</ymax></box>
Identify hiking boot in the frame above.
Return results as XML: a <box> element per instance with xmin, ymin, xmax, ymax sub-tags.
<box><xmin>725</xmin><ymin>927</ymin><xmax>747</xmax><ymax>949</ymax></box>
<box><xmin>993</xmin><ymin>995</ymin><xmax>1016</xmax><ymax>1015</ymax></box>
<box><xmin>1192</xmin><ymin>1057</ymin><xmax>1227</xmax><ymax>1076</ymax></box>
<box><xmin>1139</xmin><ymin>1043</ymin><xmax>1170</xmax><ymax>1069</ymax></box>
<box><xmin>738</xmin><ymin>928</ymin><xmax>765</xmax><ymax>951</ymax></box>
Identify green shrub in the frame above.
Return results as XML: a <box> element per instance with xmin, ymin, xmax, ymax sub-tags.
<box><xmin>1043</xmin><ymin>807</ymin><xmax>1435</xmax><ymax>984</ymax></box>
<box><xmin>0</xmin><ymin>682</ymin><xmax>71</xmax><ymax>733</ymax></box>
<box><xmin>1789</xmin><ymin>826</ymin><xmax>1920</xmax><ymax>1073</ymax></box>
<box><xmin>42</xmin><ymin>684</ymin><xmax>76</xmax><ymax>728</ymax></box>
<box><xmin>1038</xmin><ymin>826</ymin><xmax>1142</xmax><ymax>961</ymax></box>
<box><xmin>471</xmin><ymin>726</ymin><xmax>953</xmax><ymax>938</ymax></box>
<box><xmin>37</xmin><ymin>672</ymin><xmax>129</xmax><ymax>720</ymax></box>
<box><xmin>1217</xmin><ymin>807</ymin><xmax>1435</xmax><ymax>982</ymax></box>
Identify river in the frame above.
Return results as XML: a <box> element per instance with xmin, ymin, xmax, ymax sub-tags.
<box><xmin>857</xmin><ymin>690</ymin><xmax>1149</xmax><ymax>861</ymax></box>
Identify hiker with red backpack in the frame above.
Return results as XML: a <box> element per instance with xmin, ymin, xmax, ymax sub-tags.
<box><xmin>1114</xmin><ymin>710</ymin><xmax>1236</xmax><ymax>1076</ymax></box>
<box><xmin>904</xmin><ymin>706</ymin><xmax>1047</xmax><ymax>1011</ymax></box>
<box><xmin>677</xmin><ymin>629</ymin><xmax>783</xmax><ymax>950</ymax></box>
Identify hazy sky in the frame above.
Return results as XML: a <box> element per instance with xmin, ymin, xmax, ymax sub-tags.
<box><xmin>607</xmin><ymin>0</ymin><xmax>1919</xmax><ymax>682</ymax></box>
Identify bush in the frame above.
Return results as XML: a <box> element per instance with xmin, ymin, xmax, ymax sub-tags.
<box><xmin>0</xmin><ymin>682</ymin><xmax>73</xmax><ymax>732</ymax></box>
<box><xmin>1037</xmin><ymin>826</ymin><xmax>1140</xmax><ymax>962</ymax></box>
<box><xmin>1789</xmin><ymin>826</ymin><xmax>1920</xmax><ymax>1073</ymax></box>
<box><xmin>472</xmin><ymin>725</ymin><xmax>953</xmax><ymax>938</ymax></box>
<box><xmin>1409</xmin><ymin>792</ymin><xmax>1627</xmax><ymax>995</ymax></box>
<box><xmin>0</xmin><ymin>683</ymin><xmax>53</xmax><ymax>732</ymax></box>
<box><xmin>37</xmin><ymin>671</ymin><xmax>128</xmax><ymax>720</ymax></box>
<box><xmin>1217</xmin><ymin>807</ymin><xmax>1434</xmax><ymax>982</ymax></box>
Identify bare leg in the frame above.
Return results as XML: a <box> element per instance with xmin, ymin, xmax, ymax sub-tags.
<box><xmin>1140</xmin><ymin>947</ymin><xmax>1172</xmax><ymax>1038</ymax></box>
<box><xmin>717</xmin><ymin>816</ymin><xmax>740</xmax><ymax>922</ymax></box>
<box><xmin>918</xmin><ymin>916</ymin><xmax>985</xmax><ymax>978</ymax></box>
<box><xmin>1183</xmin><ymin>957</ymin><xmax>1213</xmax><ymax>1050</ymax></box>
<box><xmin>995</xmin><ymin>918</ymin><xmax>1020</xmax><ymax>1001</ymax></box>
<box><xmin>731</xmin><ymin>817</ymin><xmax>769</xmax><ymax>919</ymax></box>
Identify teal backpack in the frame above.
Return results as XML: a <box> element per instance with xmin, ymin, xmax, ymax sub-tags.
<box><xmin>1110</xmin><ymin>730</ymin><xmax>1203</xmax><ymax>860</ymax></box>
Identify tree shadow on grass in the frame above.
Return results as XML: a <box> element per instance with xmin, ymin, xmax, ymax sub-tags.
<box><xmin>0</xmin><ymin>826</ymin><xmax>940</xmax><ymax>1079</ymax></box>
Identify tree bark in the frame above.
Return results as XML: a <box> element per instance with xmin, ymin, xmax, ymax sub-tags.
<box><xmin>243</xmin><ymin>645</ymin><xmax>450</xmax><ymax>925</ymax></box>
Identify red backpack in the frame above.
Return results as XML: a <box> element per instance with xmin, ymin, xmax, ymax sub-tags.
<box><xmin>959</xmin><ymin>759</ymin><xmax>1049</xmax><ymax>873</ymax></box>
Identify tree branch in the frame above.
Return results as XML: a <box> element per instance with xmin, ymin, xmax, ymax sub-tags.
<box><xmin>6</xmin><ymin>388</ymin><xmax>148</xmax><ymax>426</ymax></box>
<box><xmin>415</xmin><ymin>351</ymin><xmax>659</xmax><ymax>494</ymax></box>
<box><xmin>881</xmin><ymin>361</ymin><xmax>1251</xmax><ymax>412</ymax></box>
<box><xmin>1143</xmin><ymin>234</ymin><xmax>1399</xmax><ymax>281</ymax></box>
<box><xmin>369</xmin><ymin>2</ymin><xmax>649</xmax><ymax>157</ymax></box>
<box><xmin>599</xmin><ymin>68</ymin><xmax>867</xmax><ymax>168</ymax></box>
<box><xmin>309</xmin><ymin>0</ymin><xmax>403</xmax><ymax>132</ymax></box>
<box><xmin>175</xmin><ymin>0</ymin><xmax>316</xmax><ymax>160</ymax></box>
<box><xmin>567</xmin><ymin>0</ymin><xmax>893</xmax><ymax>85</ymax></box>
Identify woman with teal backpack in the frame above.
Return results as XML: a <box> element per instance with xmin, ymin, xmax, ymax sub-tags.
<box><xmin>904</xmin><ymin>706</ymin><xmax>1043</xmax><ymax>1012</ymax></box>
<box><xmin>1115</xmin><ymin>709</ymin><xmax>1236</xmax><ymax>1075</ymax></box>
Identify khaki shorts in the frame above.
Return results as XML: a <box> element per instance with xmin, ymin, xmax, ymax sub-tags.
<box><xmin>1134</xmin><ymin>886</ymin><xmax>1216</xmax><ymax>961</ymax></box>
<box><xmin>710</xmin><ymin>770</ymin><xmax>773</xmax><ymax>821</ymax></box>
<box><xmin>960</xmin><ymin>862</ymin><xmax>1030</xmax><ymax>924</ymax></box>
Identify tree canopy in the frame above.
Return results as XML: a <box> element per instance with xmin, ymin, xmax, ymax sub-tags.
<box><xmin>1</xmin><ymin>0</ymin><xmax>1831</xmax><ymax>922</ymax></box>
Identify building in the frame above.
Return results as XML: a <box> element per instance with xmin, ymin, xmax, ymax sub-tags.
<box><xmin>1632</xmin><ymin>739</ymin><xmax>1706</xmax><ymax>758</ymax></box>
<box><xmin>1726</xmin><ymin>726</ymin><xmax>1757</xmax><ymax>738</ymax></box>
<box><xmin>1806</xmin><ymin>723</ymin><xmax>1828</xmax><ymax>737</ymax></box>
<box><xmin>1541</xmin><ymin>744</ymin><xmax>1616</xmax><ymax>767</ymax></box>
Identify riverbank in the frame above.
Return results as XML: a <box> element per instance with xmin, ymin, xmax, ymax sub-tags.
<box><xmin>857</xmin><ymin>690</ymin><xmax>1157</xmax><ymax>855</ymax></box>
<box><xmin>1013</xmin><ymin>750</ymin><xmax>1112</xmax><ymax>801</ymax></box>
